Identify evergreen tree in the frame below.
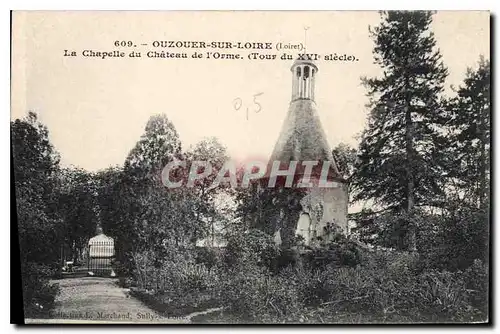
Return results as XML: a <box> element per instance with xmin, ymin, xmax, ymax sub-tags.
<box><xmin>352</xmin><ymin>11</ymin><xmax>448</xmax><ymax>251</ymax></box>
<box><xmin>442</xmin><ymin>57</ymin><xmax>490</xmax><ymax>210</ymax></box>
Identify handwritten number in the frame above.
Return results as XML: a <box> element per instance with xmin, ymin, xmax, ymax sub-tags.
<box><xmin>233</xmin><ymin>93</ymin><xmax>264</xmax><ymax>120</ymax></box>
<box><xmin>233</xmin><ymin>98</ymin><xmax>243</xmax><ymax>111</ymax></box>
<box><xmin>253</xmin><ymin>92</ymin><xmax>263</xmax><ymax>113</ymax></box>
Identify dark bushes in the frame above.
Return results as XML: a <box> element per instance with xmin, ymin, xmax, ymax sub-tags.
<box><xmin>127</xmin><ymin>227</ymin><xmax>488</xmax><ymax>323</ymax></box>
<box><xmin>223</xmin><ymin>229</ymin><xmax>280</xmax><ymax>269</ymax></box>
<box><xmin>21</xmin><ymin>262</ymin><xmax>60</xmax><ymax>318</ymax></box>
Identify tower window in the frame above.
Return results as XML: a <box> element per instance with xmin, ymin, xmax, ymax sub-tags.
<box><xmin>296</xmin><ymin>67</ymin><xmax>301</xmax><ymax>78</ymax></box>
<box><xmin>304</xmin><ymin>66</ymin><xmax>310</xmax><ymax>78</ymax></box>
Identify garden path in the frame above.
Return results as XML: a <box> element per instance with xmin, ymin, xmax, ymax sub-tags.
<box><xmin>25</xmin><ymin>277</ymin><xmax>190</xmax><ymax>324</ymax></box>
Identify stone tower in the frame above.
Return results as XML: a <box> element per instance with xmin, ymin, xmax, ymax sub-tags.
<box><xmin>269</xmin><ymin>57</ymin><xmax>349</xmax><ymax>245</ymax></box>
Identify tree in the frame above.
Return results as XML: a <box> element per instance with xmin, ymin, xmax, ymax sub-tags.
<box><xmin>442</xmin><ymin>57</ymin><xmax>490</xmax><ymax>211</ymax></box>
<box><xmin>125</xmin><ymin>114</ymin><xmax>182</xmax><ymax>178</ymax></box>
<box><xmin>236</xmin><ymin>180</ymin><xmax>306</xmax><ymax>249</ymax></box>
<box><xmin>332</xmin><ymin>143</ymin><xmax>358</xmax><ymax>181</ymax></box>
<box><xmin>352</xmin><ymin>11</ymin><xmax>448</xmax><ymax>251</ymax></box>
<box><xmin>57</xmin><ymin>167</ymin><xmax>98</xmax><ymax>264</ymax></box>
<box><xmin>185</xmin><ymin>137</ymin><xmax>230</xmax><ymax>245</ymax></box>
<box><xmin>118</xmin><ymin>114</ymin><xmax>205</xmax><ymax>263</ymax></box>
<box><xmin>12</xmin><ymin>112</ymin><xmax>62</xmax><ymax>315</ymax></box>
<box><xmin>12</xmin><ymin>112</ymin><xmax>62</xmax><ymax>265</ymax></box>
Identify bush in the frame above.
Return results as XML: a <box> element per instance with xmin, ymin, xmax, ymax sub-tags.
<box><xmin>129</xmin><ymin>236</ymin><xmax>488</xmax><ymax>324</ymax></box>
<box><xmin>224</xmin><ymin>229</ymin><xmax>280</xmax><ymax>269</ymax></box>
<box><xmin>218</xmin><ymin>263</ymin><xmax>302</xmax><ymax>322</ymax></box>
<box><xmin>195</xmin><ymin>246</ymin><xmax>220</xmax><ymax>269</ymax></box>
<box><xmin>310</xmin><ymin>254</ymin><xmax>486</xmax><ymax>323</ymax></box>
<box><xmin>280</xmin><ymin>265</ymin><xmax>331</xmax><ymax>306</ymax></box>
<box><xmin>130</xmin><ymin>248</ymin><xmax>222</xmax><ymax>317</ymax></box>
<box><xmin>418</xmin><ymin>208</ymin><xmax>489</xmax><ymax>272</ymax></box>
<box><xmin>463</xmin><ymin>259</ymin><xmax>488</xmax><ymax>318</ymax></box>
<box><xmin>131</xmin><ymin>249</ymin><xmax>219</xmax><ymax>294</ymax></box>
<box><xmin>22</xmin><ymin>262</ymin><xmax>60</xmax><ymax>318</ymax></box>
<box><xmin>306</xmin><ymin>237</ymin><xmax>362</xmax><ymax>270</ymax></box>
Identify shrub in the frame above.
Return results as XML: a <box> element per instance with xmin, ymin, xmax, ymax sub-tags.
<box><xmin>22</xmin><ymin>262</ymin><xmax>60</xmax><ymax>318</ymax></box>
<box><xmin>195</xmin><ymin>246</ymin><xmax>220</xmax><ymax>269</ymax></box>
<box><xmin>410</xmin><ymin>269</ymin><xmax>472</xmax><ymax>322</ymax></box>
<box><xmin>218</xmin><ymin>263</ymin><xmax>302</xmax><ymax>322</ymax></box>
<box><xmin>131</xmin><ymin>249</ymin><xmax>219</xmax><ymax>295</ymax></box>
<box><xmin>224</xmin><ymin>229</ymin><xmax>280</xmax><ymax>269</ymax></box>
<box><xmin>306</xmin><ymin>237</ymin><xmax>362</xmax><ymax>270</ymax></box>
<box><xmin>293</xmin><ymin>250</ymin><xmax>487</xmax><ymax>323</ymax></box>
<box><xmin>281</xmin><ymin>265</ymin><xmax>331</xmax><ymax>306</ymax></box>
<box><xmin>463</xmin><ymin>259</ymin><xmax>488</xmax><ymax>319</ymax></box>
<box><xmin>417</xmin><ymin>207</ymin><xmax>488</xmax><ymax>272</ymax></box>
<box><xmin>130</xmin><ymin>248</ymin><xmax>223</xmax><ymax>317</ymax></box>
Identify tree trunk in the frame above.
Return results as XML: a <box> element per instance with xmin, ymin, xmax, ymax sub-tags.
<box><xmin>478</xmin><ymin>105</ymin><xmax>488</xmax><ymax>211</ymax></box>
<box><xmin>404</xmin><ymin>77</ymin><xmax>417</xmax><ymax>252</ymax></box>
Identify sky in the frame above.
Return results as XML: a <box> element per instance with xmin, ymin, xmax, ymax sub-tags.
<box><xmin>11</xmin><ymin>11</ymin><xmax>490</xmax><ymax>172</ymax></box>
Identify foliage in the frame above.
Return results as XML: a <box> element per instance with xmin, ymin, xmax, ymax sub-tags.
<box><xmin>12</xmin><ymin>112</ymin><xmax>62</xmax><ymax>265</ymax></box>
<box><xmin>352</xmin><ymin>11</ymin><xmax>449</xmax><ymax>251</ymax></box>
<box><xmin>224</xmin><ymin>229</ymin><xmax>280</xmax><ymax>269</ymax></box>
<box><xmin>195</xmin><ymin>246</ymin><xmax>221</xmax><ymax>269</ymax></box>
<box><xmin>353</xmin><ymin>210</ymin><xmax>427</xmax><ymax>250</ymax></box>
<box><xmin>184</xmin><ymin>137</ymin><xmax>231</xmax><ymax>249</ymax></box>
<box><xmin>235</xmin><ymin>184</ymin><xmax>307</xmax><ymax>248</ymax></box>
<box><xmin>196</xmin><ymin>247</ymin><xmax>487</xmax><ymax>323</ymax></box>
<box><xmin>99</xmin><ymin>114</ymin><xmax>210</xmax><ymax>273</ymax></box>
<box><xmin>440</xmin><ymin>57</ymin><xmax>491</xmax><ymax>210</ymax></box>
<box><xmin>332</xmin><ymin>143</ymin><xmax>358</xmax><ymax>181</ymax></box>
<box><xmin>12</xmin><ymin>113</ymin><xmax>63</xmax><ymax>316</ymax></box>
<box><xmin>130</xmin><ymin>248</ymin><xmax>222</xmax><ymax>317</ymax></box>
<box><xmin>417</xmin><ymin>205</ymin><xmax>488</xmax><ymax>272</ymax></box>
<box><xmin>21</xmin><ymin>262</ymin><xmax>60</xmax><ymax>318</ymax></box>
<box><xmin>124</xmin><ymin>114</ymin><xmax>182</xmax><ymax>175</ymax></box>
<box><xmin>57</xmin><ymin>167</ymin><xmax>98</xmax><ymax>263</ymax></box>
<box><xmin>12</xmin><ymin>12</ymin><xmax>490</xmax><ymax>325</ymax></box>
<box><xmin>306</xmin><ymin>237</ymin><xmax>362</xmax><ymax>270</ymax></box>
<box><xmin>218</xmin><ymin>263</ymin><xmax>302</xmax><ymax>322</ymax></box>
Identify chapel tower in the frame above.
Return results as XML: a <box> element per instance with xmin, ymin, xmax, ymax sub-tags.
<box><xmin>268</xmin><ymin>56</ymin><xmax>349</xmax><ymax>246</ymax></box>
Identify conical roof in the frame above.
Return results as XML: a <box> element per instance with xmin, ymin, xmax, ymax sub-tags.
<box><xmin>268</xmin><ymin>99</ymin><xmax>342</xmax><ymax>180</ymax></box>
<box><xmin>264</xmin><ymin>58</ymin><xmax>344</xmax><ymax>183</ymax></box>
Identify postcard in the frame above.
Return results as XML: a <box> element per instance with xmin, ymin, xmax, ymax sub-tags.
<box><xmin>11</xmin><ymin>10</ymin><xmax>490</xmax><ymax>324</ymax></box>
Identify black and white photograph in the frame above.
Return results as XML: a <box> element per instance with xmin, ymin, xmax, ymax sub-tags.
<box><xmin>10</xmin><ymin>10</ymin><xmax>490</xmax><ymax>324</ymax></box>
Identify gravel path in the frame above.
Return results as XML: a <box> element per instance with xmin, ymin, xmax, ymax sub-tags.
<box><xmin>26</xmin><ymin>277</ymin><xmax>189</xmax><ymax>324</ymax></box>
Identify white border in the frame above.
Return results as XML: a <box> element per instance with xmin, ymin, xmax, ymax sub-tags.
<box><xmin>4</xmin><ymin>1</ymin><xmax>497</xmax><ymax>334</ymax></box>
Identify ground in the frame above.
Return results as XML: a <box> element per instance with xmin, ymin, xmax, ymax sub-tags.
<box><xmin>25</xmin><ymin>277</ymin><xmax>190</xmax><ymax>324</ymax></box>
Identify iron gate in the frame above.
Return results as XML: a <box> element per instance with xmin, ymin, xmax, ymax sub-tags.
<box><xmin>87</xmin><ymin>238</ymin><xmax>115</xmax><ymax>276</ymax></box>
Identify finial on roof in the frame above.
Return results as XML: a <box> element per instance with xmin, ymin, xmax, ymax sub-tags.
<box><xmin>96</xmin><ymin>225</ymin><xmax>103</xmax><ymax>235</ymax></box>
<box><xmin>291</xmin><ymin>26</ymin><xmax>317</xmax><ymax>70</ymax></box>
<box><xmin>304</xmin><ymin>26</ymin><xmax>309</xmax><ymax>55</ymax></box>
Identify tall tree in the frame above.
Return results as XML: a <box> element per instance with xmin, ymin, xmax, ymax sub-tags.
<box><xmin>442</xmin><ymin>57</ymin><xmax>490</xmax><ymax>210</ymax></box>
<box><xmin>12</xmin><ymin>112</ymin><xmax>62</xmax><ymax>265</ymax></box>
<box><xmin>125</xmin><ymin>114</ymin><xmax>182</xmax><ymax>178</ymax></box>
<box><xmin>352</xmin><ymin>11</ymin><xmax>448</xmax><ymax>251</ymax></box>
<box><xmin>118</xmin><ymin>114</ymin><xmax>204</xmax><ymax>259</ymax></box>
<box><xmin>12</xmin><ymin>112</ymin><xmax>64</xmax><ymax>316</ymax></box>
